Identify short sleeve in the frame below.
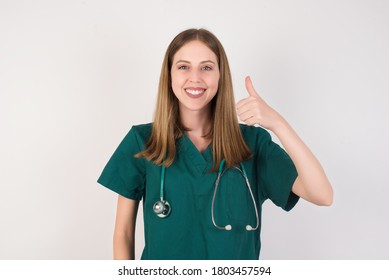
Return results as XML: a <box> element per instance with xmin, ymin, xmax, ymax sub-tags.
<box><xmin>257</xmin><ymin>130</ymin><xmax>299</xmax><ymax>211</ymax></box>
<box><xmin>97</xmin><ymin>126</ymin><xmax>146</xmax><ymax>200</ymax></box>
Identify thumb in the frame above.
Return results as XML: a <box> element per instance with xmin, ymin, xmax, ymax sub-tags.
<box><xmin>245</xmin><ymin>76</ymin><xmax>261</xmax><ymax>98</ymax></box>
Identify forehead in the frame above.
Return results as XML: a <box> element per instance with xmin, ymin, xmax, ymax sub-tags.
<box><xmin>173</xmin><ymin>40</ymin><xmax>218</xmax><ymax>63</ymax></box>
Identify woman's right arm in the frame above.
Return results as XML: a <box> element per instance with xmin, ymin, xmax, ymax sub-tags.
<box><xmin>113</xmin><ymin>195</ymin><xmax>140</xmax><ymax>260</ymax></box>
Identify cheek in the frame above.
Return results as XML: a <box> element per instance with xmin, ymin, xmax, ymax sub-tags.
<box><xmin>208</xmin><ymin>74</ymin><xmax>220</xmax><ymax>91</ymax></box>
<box><xmin>170</xmin><ymin>72</ymin><xmax>180</xmax><ymax>93</ymax></box>
<box><xmin>171</xmin><ymin>69</ymin><xmax>186</xmax><ymax>82</ymax></box>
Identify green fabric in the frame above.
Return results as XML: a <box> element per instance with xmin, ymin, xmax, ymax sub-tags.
<box><xmin>98</xmin><ymin>123</ymin><xmax>299</xmax><ymax>260</ymax></box>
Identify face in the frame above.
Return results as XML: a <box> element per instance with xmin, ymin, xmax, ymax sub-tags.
<box><xmin>171</xmin><ymin>40</ymin><xmax>220</xmax><ymax>115</ymax></box>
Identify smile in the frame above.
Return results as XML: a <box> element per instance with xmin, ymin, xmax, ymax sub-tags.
<box><xmin>185</xmin><ymin>88</ymin><xmax>206</xmax><ymax>98</ymax></box>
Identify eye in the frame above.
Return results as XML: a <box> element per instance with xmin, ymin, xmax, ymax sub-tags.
<box><xmin>178</xmin><ymin>65</ymin><xmax>189</xmax><ymax>70</ymax></box>
<box><xmin>201</xmin><ymin>65</ymin><xmax>212</xmax><ymax>71</ymax></box>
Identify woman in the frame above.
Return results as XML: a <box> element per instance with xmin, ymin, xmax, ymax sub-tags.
<box><xmin>98</xmin><ymin>28</ymin><xmax>333</xmax><ymax>260</ymax></box>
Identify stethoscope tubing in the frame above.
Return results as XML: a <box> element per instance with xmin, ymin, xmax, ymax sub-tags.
<box><xmin>160</xmin><ymin>165</ymin><xmax>166</xmax><ymax>202</ymax></box>
<box><xmin>211</xmin><ymin>160</ymin><xmax>260</xmax><ymax>231</ymax></box>
<box><xmin>155</xmin><ymin>159</ymin><xmax>260</xmax><ymax>231</ymax></box>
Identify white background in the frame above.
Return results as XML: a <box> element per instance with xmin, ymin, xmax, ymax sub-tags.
<box><xmin>1</xmin><ymin>0</ymin><xmax>388</xmax><ymax>259</ymax></box>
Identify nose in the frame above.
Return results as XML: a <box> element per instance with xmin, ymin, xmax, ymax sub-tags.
<box><xmin>189</xmin><ymin>69</ymin><xmax>201</xmax><ymax>83</ymax></box>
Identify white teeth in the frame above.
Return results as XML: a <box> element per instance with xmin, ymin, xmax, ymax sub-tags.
<box><xmin>185</xmin><ymin>89</ymin><xmax>204</xmax><ymax>95</ymax></box>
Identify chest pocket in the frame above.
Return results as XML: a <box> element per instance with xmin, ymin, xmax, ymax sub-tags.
<box><xmin>220</xmin><ymin>168</ymin><xmax>256</xmax><ymax>226</ymax></box>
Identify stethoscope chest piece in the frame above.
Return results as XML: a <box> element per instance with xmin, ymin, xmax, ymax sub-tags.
<box><xmin>153</xmin><ymin>200</ymin><xmax>171</xmax><ymax>218</ymax></box>
<box><xmin>153</xmin><ymin>165</ymin><xmax>171</xmax><ymax>218</ymax></box>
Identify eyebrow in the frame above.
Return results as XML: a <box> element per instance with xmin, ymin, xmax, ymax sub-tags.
<box><xmin>175</xmin><ymin>59</ymin><xmax>216</xmax><ymax>65</ymax></box>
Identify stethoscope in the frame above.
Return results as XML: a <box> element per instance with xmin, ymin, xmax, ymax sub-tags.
<box><xmin>153</xmin><ymin>160</ymin><xmax>260</xmax><ymax>231</ymax></box>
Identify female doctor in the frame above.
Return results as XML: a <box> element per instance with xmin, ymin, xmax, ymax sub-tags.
<box><xmin>98</xmin><ymin>28</ymin><xmax>333</xmax><ymax>260</ymax></box>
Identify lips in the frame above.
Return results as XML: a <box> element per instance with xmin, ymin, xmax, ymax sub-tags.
<box><xmin>185</xmin><ymin>87</ymin><xmax>206</xmax><ymax>98</ymax></box>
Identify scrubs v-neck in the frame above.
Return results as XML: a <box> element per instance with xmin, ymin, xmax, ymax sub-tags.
<box><xmin>97</xmin><ymin>123</ymin><xmax>299</xmax><ymax>259</ymax></box>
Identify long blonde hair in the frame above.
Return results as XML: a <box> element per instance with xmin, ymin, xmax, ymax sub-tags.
<box><xmin>136</xmin><ymin>28</ymin><xmax>251</xmax><ymax>169</ymax></box>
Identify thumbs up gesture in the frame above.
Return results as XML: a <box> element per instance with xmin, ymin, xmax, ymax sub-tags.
<box><xmin>236</xmin><ymin>76</ymin><xmax>284</xmax><ymax>131</ymax></box>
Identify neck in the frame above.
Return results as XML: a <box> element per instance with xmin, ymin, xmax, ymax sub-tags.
<box><xmin>180</xmin><ymin>106</ymin><xmax>212</xmax><ymax>137</ymax></box>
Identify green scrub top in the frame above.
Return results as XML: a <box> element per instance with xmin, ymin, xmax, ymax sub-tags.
<box><xmin>98</xmin><ymin>123</ymin><xmax>299</xmax><ymax>260</ymax></box>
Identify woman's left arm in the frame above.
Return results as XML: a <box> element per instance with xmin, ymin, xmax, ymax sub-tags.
<box><xmin>236</xmin><ymin>76</ymin><xmax>333</xmax><ymax>206</ymax></box>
